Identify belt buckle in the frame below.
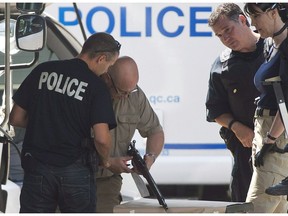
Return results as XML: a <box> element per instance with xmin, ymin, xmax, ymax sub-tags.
<box><xmin>255</xmin><ymin>108</ymin><xmax>264</xmax><ymax>117</ymax></box>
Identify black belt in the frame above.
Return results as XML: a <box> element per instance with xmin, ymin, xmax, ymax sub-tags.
<box><xmin>255</xmin><ymin>107</ymin><xmax>277</xmax><ymax>117</ymax></box>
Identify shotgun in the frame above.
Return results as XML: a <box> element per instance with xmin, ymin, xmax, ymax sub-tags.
<box><xmin>127</xmin><ymin>140</ymin><xmax>168</xmax><ymax>210</ymax></box>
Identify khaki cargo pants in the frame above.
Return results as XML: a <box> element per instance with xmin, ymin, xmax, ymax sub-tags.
<box><xmin>246</xmin><ymin>115</ymin><xmax>288</xmax><ymax>213</ymax></box>
<box><xmin>95</xmin><ymin>174</ymin><xmax>122</xmax><ymax>213</ymax></box>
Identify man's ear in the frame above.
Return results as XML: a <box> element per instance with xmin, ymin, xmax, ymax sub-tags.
<box><xmin>239</xmin><ymin>14</ymin><xmax>247</xmax><ymax>25</ymax></box>
<box><xmin>270</xmin><ymin>9</ymin><xmax>278</xmax><ymax>19</ymax></box>
<box><xmin>95</xmin><ymin>54</ymin><xmax>107</xmax><ymax>63</ymax></box>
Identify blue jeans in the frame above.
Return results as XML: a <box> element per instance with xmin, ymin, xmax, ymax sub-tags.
<box><xmin>20</xmin><ymin>156</ymin><xmax>96</xmax><ymax>213</ymax></box>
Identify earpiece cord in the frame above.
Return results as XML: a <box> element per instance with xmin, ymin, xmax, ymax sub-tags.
<box><xmin>273</xmin><ymin>22</ymin><xmax>288</xmax><ymax>37</ymax></box>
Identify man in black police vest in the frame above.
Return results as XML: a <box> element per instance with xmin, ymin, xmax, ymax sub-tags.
<box><xmin>9</xmin><ymin>32</ymin><xmax>120</xmax><ymax>213</ymax></box>
<box><xmin>205</xmin><ymin>3</ymin><xmax>265</xmax><ymax>202</ymax></box>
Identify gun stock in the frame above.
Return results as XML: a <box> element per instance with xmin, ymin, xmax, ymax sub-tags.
<box><xmin>127</xmin><ymin>140</ymin><xmax>168</xmax><ymax>210</ymax></box>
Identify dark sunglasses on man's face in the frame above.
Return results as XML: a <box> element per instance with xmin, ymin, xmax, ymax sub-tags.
<box><xmin>108</xmin><ymin>73</ymin><xmax>137</xmax><ymax>98</ymax></box>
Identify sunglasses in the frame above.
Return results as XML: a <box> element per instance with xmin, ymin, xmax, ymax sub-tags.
<box><xmin>94</xmin><ymin>40</ymin><xmax>121</xmax><ymax>53</ymax></box>
<box><xmin>108</xmin><ymin>73</ymin><xmax>137</xmax><ymax>98</ymax></box>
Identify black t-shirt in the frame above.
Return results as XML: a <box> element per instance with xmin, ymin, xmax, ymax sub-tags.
<box><xmin>206</xmin><ymin>38</ymin><xmax>264</xmax><ymax>129</ymax></box>
<box><xmin>13</xmin><ymin>58</ymin><xmax>116</xmax><ymax>166</ymax></box>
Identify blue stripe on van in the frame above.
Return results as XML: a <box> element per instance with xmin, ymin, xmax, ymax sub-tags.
<box><xmin>164</xmin><ymin>143</ymin><xmax>226</xmax><ymax>150</ymax></box>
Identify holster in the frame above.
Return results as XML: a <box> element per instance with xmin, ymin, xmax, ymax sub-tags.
<box><xmin>81</xmin><ymin>138</ymin><xmax>99</xmax><ymax>173</ymax></box>
<box><xmin>21</xmin><ymin>152</ymin><xmax>38</xmax><ymax>173</ymax></box>
<box><xmin>219</xmin><ymin>126</ymin><xmax>238</xmax><ymax>154</ymax></box>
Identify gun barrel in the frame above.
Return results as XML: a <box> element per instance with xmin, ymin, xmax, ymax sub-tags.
<box><xmin>128</xmin><ymin>141</ymin><xmax>168</xmax><ymax>210</ymax></box>
<box><xmin>143</xmin><ymin>170</ymin><xmax>168</xmax><ymax>209</ymax></box>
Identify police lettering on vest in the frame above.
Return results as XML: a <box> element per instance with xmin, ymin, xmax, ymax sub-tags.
<box><xmin>38</xmin><ymin>72</ymin><xmax>88</xmax><ymax>101</ymax></box>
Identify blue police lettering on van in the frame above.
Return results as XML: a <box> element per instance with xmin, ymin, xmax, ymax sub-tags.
<box><xmin>87</xmin><ymin>7</ymin><xmax>115</xmax><ymax>33</ymax></box>
<box><xmin>146</xmin><ymin>7</ymin><xmax>152</xmax><ymax>36</ymax></box>
<box><xmin>158</xmin><ymin>6</ymin><xmax>184</xmax><ymax>37</ymax></box>
<box><xmin>190</xmin><ymin>7</ymin><xmax>212</xmax><ymax>37</ymax></box>
<box><xmin>59</xmin><ymin>7</ymin><xmax>82</xmax><ymax>25</ymax></box>
<box><xmin>58</xmin><ymin>6</ymin><xmax>213</xmax><ymax>37</ymax></box>
<box><xmin>121</xmin><ymin>7</ymin><xmax>141</xmax><ymax>36</ymax></box>
<box><xmin>150</xmin><ymin>95</ymin><xmax>180</xmax><ymax>105</ymax></box>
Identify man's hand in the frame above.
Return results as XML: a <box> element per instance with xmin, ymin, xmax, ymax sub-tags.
<box><xmin>254</xmin><ymin>143</ymin><xmax>275</xmax><ymax>167</ymax></box>
<box><xmin>232</xmin><ymin>122</ymin><xmax>254</xmax><ymax>148</ymax></box>
<box><xmin>106</xmin><ymin>156</ymin><xmax>133</xmax><ymax>174</ymax></box>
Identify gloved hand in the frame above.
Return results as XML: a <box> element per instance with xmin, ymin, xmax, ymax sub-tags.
<box><xmin>254</xmin><ymin>143</ymin><xmax>275</xmax><ymax>167</ymax></box>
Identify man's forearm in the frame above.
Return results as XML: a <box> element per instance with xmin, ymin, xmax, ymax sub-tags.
<box><xmin>95</xmin><ymin>139</ymin><xmax>111</xmax><ymax>168</ymax></box>
<box><xmin>146</xmin><ymin>130</ymin><xmax>164</xmax><ymax>160</ymax></box>
<box><xmin>93</xmin><ymin>123</ymin><xmax>112</xmax><ymax>168</ymax></box>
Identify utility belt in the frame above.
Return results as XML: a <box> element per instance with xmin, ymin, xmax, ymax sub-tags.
<box><xmin>254</xmin><ymin>107</ymin><xmax>277</xmax><ymax>117</ymax></box>
<box><xmin>21</xmin><ymin>139</ymin><xmax>99</xmax><ymax>173</ymax></box>
<box><xmin>21</xmin><ymin>152</ymin><xmax>84</xmax><ymax>172</ymax></box>
<box><xmin>21</xmin><ymin>150</ymin><xmax>95</xmax><ymax>173</ymax></box>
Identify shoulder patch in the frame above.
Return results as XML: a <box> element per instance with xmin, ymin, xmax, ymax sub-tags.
<box><xmin>219</xmin><ymin>48</ymin><xmax>232</xmax><ymax>63</ymax></box>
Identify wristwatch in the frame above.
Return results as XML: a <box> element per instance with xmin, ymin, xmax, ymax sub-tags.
<box><xmin>144</xmin><ymin>153</ymin><xmax>157</xmax><ymax>162</ymax></box>
<box><xmin>103</xmin><ymin>160</ymin><xmax>111</xmax><ymax>168</ymax></box>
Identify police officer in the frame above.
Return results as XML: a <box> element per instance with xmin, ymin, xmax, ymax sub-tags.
<box><xmin>243</xmin><ymin>3</ymin><xmax>288</xmax><ymax>213</ymax></box>
<box><xmin>9</xmin><ymin>32</ymin><xmax>120</xmax><ymax>213</ymax></box>
<box><xmin>265</xmin><ymin>27</ymin><xmax>288</xmax><ymax>197</ymax></box>
<box><xmin>205</xmin><ymin>3</ymin><xmax>265</xmax><ymax>202</ymax></box>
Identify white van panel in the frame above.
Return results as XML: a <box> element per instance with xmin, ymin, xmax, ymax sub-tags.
<box><xmin>45</xmin><ymin>3</ymin><xmax>234</xmax><ymax>186</ymax></box>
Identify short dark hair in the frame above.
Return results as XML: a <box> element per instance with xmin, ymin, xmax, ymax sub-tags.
<box><xmin>208</xmin><ymin>3</ymin><xmax>249</xmax><ymax>27</ymax></box>
<box><xmin>81</xmin><ymin>32</ymin><xmax>121</xmax><ymax>60</ymax></box>
<box><xmin>244</xmin><ymin>3</ymin><xmax>288</xmax><ymax>23</ymax></box>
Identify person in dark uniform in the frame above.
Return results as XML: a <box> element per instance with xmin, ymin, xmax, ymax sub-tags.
<box><xmin>205</xmin><ymin>3</ymin><xmax>265</xmax><ymax>202</ymax></box>
<box><xmin>264</xmin><ymin>6</ymin><xmax>288</xmax><ymax>196</ymax></box>
<box><xmin>9</xmin><ymin>32</ymin><xmax>120</xmax><ymax>213</ymax></box>
<box><xmin>243</xmin><ymin>3</ymin><xmax>288</xmax><ymax>212</ymax></box>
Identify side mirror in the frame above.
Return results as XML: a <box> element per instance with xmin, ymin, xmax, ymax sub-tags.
<box><xmin>15</xmin><ymin>14</ymin><xmax>46</xmax><ymax>52</ymax></box>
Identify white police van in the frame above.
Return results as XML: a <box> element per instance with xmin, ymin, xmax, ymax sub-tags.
<box><xmin>48</xmin><ymin>2</ymin><xmax>233</xmax><ymax>198</ymax></box>
<box><xmin>0</xmin><ymin>2</ymin><xmax>241</xmax><ymax>213</ymax></box>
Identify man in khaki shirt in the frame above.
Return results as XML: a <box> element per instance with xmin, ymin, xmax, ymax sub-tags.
<box><xmin>96</xmin><ymin>56</ymin><xmax>165</xmax><ymax>213</ymax></box>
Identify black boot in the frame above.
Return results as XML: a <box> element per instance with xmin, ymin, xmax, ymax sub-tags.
<box><xmin>265</xmin><ymin>177</ymin><xmax>288</xmax><ymax>196</ymax></box>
